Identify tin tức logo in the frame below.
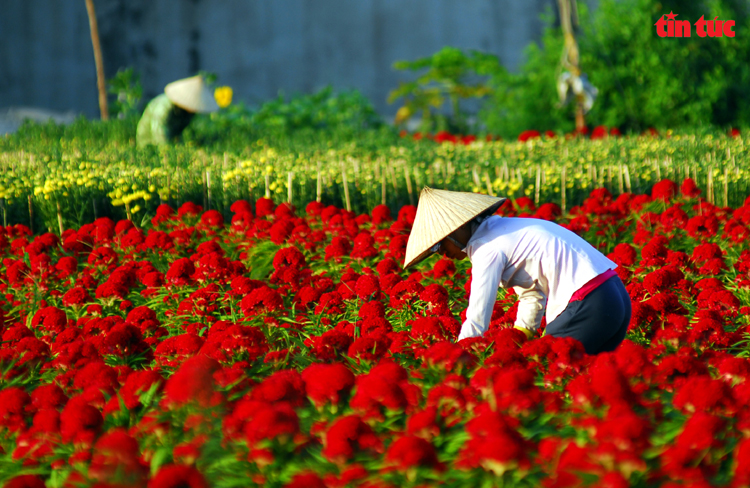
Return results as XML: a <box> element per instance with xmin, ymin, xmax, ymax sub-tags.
<box><xmin>654</xmin><ymin>11</ymin><xmax>736</xmax><ymax>37</ymax></box>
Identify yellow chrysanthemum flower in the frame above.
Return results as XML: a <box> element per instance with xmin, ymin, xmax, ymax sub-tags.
<box><xmin>214</xmin><ymin>86</ymin><xmax>233</xmax><ymax>108</ymax></box>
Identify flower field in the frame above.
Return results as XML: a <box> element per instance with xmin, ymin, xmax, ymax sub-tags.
<box><xmin>0</xmin><ymin>177</ymin><xmax>749</xmax><ymax>487</ymax></box>
<box><xmin>0</xmin><ymin>127</ymin><xmax>747</xmax><ymax>236</ymax></box>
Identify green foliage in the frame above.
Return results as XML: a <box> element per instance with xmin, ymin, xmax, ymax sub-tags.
<box><xmin>389</xmin><ymin>47</ymin><xmax>502</xmax><ymax>134</ymax></box>
<box><xmin>480</xmin><ymin>20</ymin><xmax>576</xmax><ymax>139</ymax></box>
<box><xmin>481</xmin><ymin>0</ymin><xmax>750</xmax><ymax>138</ymax></box>
<box><xmin>184</xmin><ymin>86</ymin><xmax>387</xmax><ymax>150</ymax></box>
<box><xmin>107</xmin><ymin>67</ymin><xmax>143</xmax><ymax>120</ymax></box>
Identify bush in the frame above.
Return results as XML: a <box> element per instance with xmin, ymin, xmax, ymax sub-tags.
<box><xmin>481</xmin><ymin>0</ymin><xmax>750</xmax><ymax>138</ymax></box>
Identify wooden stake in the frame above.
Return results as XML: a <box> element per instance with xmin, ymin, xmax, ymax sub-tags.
<box><xmin>341</xmin><ymin>163</ymin><xmax>352</xmax><ymax>212</ymax></box>
<box><xmin>316</xmin><ymin>164</ymin><xmax>322</xmax><ymax>203</ymax></box>
<box><xmin>484</xmin><ymin>172</ymin><xmax>494</xmax><ymax>196</ymax></box>
<box><xmin>287</xmin><ymin>171</ymin><xmax>294</xmax><ymax>204</ymax></box>
<box><xmin>618</xmin><ymin>165</ymin><xmax>624</xmax><ymax>194</ymax></box>
<box><xmin>561</xmin><ymin>165</ymin><xmax>567</xmax><ymax>215</ymax></box>
<box><xmin>85</xmin><ymin>0</ymin><xmax>109</xmax><ymax>120</ymax></box>
<box><xmin>28</xmin><ymin>195</ymin><xmax>33</xmax><ymax>233</ymax></box>
<box><xmin>404</xmin><ymin>165</ymin><xmax>414</xmax><ymax>206</ymax></box>
<box><xmin>57</xmin><ymin>202</ymin><xmax>64</xmax><ymax>235</ymax></box>
<box><xmin>202</xmin><ymin>170</ymin><xmax>208</xmax><ymax>209</ymax></box>
<box><xmin>381</xmin><ymin>163</ymin><xmax>387</xmax><ymax>205</ymax></box>
<box><xmin>624</xmin><ymin>165</ymin><xmax>632</xmax><ymax>193</ymax></box>
<box><xmin>535</xmin><ymin>166</ymin><xmax>541</xmax><ymax>207</ymax></box>
<box><xmin>206</xmin><ymin>170</ymin><xmax>212</xmax><ymax>210</ymax></box>
<box><xmin>723</xmin><ymin>167</ymin><xmax>729</xmax><ymax>208</ymax></box>
<box><xmin>264</xmin><ymin>174</ymin><xmax>271</xmax><ymax>199</ymax></box>
<box><xmin>166</xmin><ymin>173</ymin><xmax>172</xmax><ymax>205</ymax></box>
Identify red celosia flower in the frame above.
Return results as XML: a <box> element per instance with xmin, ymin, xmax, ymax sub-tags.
<box><xmin>384</xmin><ymin>435</ymin><xmax>443</xmax><ymax>472</ymax></box>
<box><xmin>244</xmin><ymin>402</ymin><xmax>299</xmax><ymax>444</ymax></box>
<box><xmin>651</xmin><ymin>179</ymin><xmax>679</xmax><ymax>202</ymax></box>
<box><xmin>60</xmin><ymin>396</ymin><xmax>103</xmax><ymax>444</ymax></box>
<box><xmin>177</xmin><ymin>202</ymin><xmax>203</xmax><ymax>218</ymax></box>
<box><xmin>535</xmin><ymin>203</ymin><xmax>561</xmax><ymax>221</ymax></box>
<box><xmin>283</xmin><ymin>472</ymin><xmax>327</xmax><ymax>488</ymax></box>
<box><xmin>302</xmin><ymin>363</ymin><xmax>355</xmax><ymax>407</ymax></box>
<box><xmin>240</xmin><ymin>286</ymin><xmax>284</xmax><ymax>315</ymax></box>
<box><xmin>200</xmin><ymin>210</ymin><xmax>224</xmax><ymax>228</ymax></box>
<box><xmin>457</xmin><ymin>404</ymin><xmax>530</xmax><ymax>474</ymax></box>
<box><xmin>518</xmin><ymin>130</ymin><xmax>541</xmax><ymax>142</ymax></box>
<box><xmin>3</xmin><ymin>475</ymin><xmax>46</xmax><ymax>488</ymax></box>
<box><xmin>372</xmin><ymin>205</ymin><xmax>392</xmax><ymax>225</ymax></box>
<box><xmin>148</xmin><ymin>464</ymin><xmax>209</xmax><ymax>488</ymax></box>
<box><xmin>255</xmin><ymin>197</ymin><xmax>275</xmax><ymax>218</ymax></box>
<box><xmin>251</xmin><ymin>369</ymin><xmax>307</xmax><ymax>407</ymax></box>
<box><xmin>322</xmin><ymin>414</ymin><xmax>383</xmax><ymax>463</ymax></box>
<box><xmin>0</xmin><ymin>387</ymin><xmax>32</xmax><ymax>432</ymax></box>
<box><xmin>325</xmin><ymin>236</ymin><xmax>352</xmax><ymax>262</ymax></box>
<box><xmin>89</xmin><ymin>428</ymin><xmax>148</xmax><ymax>482</ymax></box>
<box><xmin>163</xmin><ymin>355</ymin><xmax>221</xmax><ymax>407</ymax></box>
<box><xmin>681</xmin><ymin>178</ymin><xmax>701</xmax><ymax>198</ymax></box>
<box><xmin>355</xmin><ymin>274</ymin><xmax>380</xmax><ymax>298</ymax></box>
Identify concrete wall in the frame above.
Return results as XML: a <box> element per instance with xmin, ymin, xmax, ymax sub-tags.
<box><xmin>0</xmin><ymin>0</ymin><xmax>554</xmax><ymax>117</ymax></box>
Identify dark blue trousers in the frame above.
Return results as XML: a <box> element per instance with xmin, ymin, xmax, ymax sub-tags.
<box><xmin>546</xmin><ymin>275</ymin><xmax>631</xmax><ymax>354</ymax></box>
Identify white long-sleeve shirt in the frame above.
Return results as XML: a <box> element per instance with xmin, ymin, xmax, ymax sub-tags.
<box><xmin>457</xmin><ymin>216</ymin><xmax>616</xmax><ymax>340</ymax></box>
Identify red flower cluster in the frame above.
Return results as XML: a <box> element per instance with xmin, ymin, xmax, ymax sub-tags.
<box><xmin>0</xmin><ymin>177</ymin><xmax>747</xmax><ymax>486</ymax></box>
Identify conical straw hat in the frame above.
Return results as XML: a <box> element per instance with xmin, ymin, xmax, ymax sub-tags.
<box><xmin>403</xmin><ymin>187</ymin><xmax>506</xmax><ymax>268</ymax></box>
<box><xmin>164</xmin><ymin>76</ymin><xmax>219</xmax><ymax>113</ymax></box>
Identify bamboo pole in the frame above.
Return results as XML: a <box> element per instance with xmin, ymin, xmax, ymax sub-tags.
<box><xmin>28</xmin><ymin>195</ymin><xmax>33</xmax><ymax>233</ymax></box>
<box><xmin>535</xmin><ymin>166</ymin><xmax>541</xmax><ymax>207</ymax></box>
<box><xmin>623</xmin><ymin>165</ymin><xmax>632</xmax><ymax>193</ymax></box>
<box><xmin>264</xmin><ymin>174</ymin><xmax>271</xmax><ymax>199</ymax></box>
<box><xmin>484</xmin><ymin>172</ymin><xmax>494</xmax><ymax>196</ymax></box>
<box><xmin>723</xmin><ymin>167</ymin><xmax>729</xmax><ymax>208</ymax></box>
<box><xmin>316</xmin><ymin>164</ymin><xmax>322</xmax><ymax>203</ymax></box>
<box><xmin>57</xmin><ymin>202</ymin><xmax>64</xmax><ymax>235</ymax></box>
<box><xmin>206</xmin><ymin>170</ymin><xmax>212</xmax><ymax>210</ymax></box>
<box><xmin>381</xmin><ymin>163</ymin><xmax>387</xmax><ymax>205</ymax></box>
<box><xmin>618</xmin><ymin>165</ymin><xmax>624</xmax><ymax>194</ymax></box>
<box><xmin>202</xmin><ymin>170</ymin><xmax>208</xmax><ymax>209</ymax></box>
<box><xmin>404</xmin><ymin>165</ymin><xmax>414</xmax><ymax>206</ymax></box>
<box><xmin>85</xmin><ymin>0</ymin><xmax>109</xmax><ymax>120</ymax></box>
<box><xmin>287</xmin><ymin>172</ymin><xmax>294</xmax><ymax>204</ymax></box>
<box><xmin>561</xmin><ymin>165</ymin><xmax>567</xmax><ymax>215</ymax></box>
<box><xmin>166</xmin><ymin>173</ymin><xmax>171</xmax><ymax>205</ymax></box>
<box><xmin>341</xmin><ymin>163</ymin><xmax>352</xmax><ymax>212</ymax></box>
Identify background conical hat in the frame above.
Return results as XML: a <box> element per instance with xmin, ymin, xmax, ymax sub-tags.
<box><xmin>164</xmin><ymin>76</ymin><xmax>219</xmax><ymax>113</ymax></box>
<box><xmin>403</xmin><ymin>187</ymin><xmax>506</xmax><ymax>268</ymax></box>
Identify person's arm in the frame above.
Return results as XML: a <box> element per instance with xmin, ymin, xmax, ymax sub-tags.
<box><xmin>457</xmin><ymin>246</ymin><xmax>505</xmax><ymax>341</ymax></box>
<box><xmin>513</xmin><ymin>283</ymin><xmax>546</xmax><ymax>336</ymax></box>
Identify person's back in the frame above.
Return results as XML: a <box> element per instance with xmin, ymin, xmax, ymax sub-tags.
<box><xmin>136</xmin><ymin>76</ymin><xmax>218</xmax><ymax>148</ymax></box>
<box><xmin>136</xmin><ymin>94</ymin><xmax>194</xmax><ymax>148</ymax></box>
<box><xmin>467</xmin><ymin>216</ymin><xmax>615</xmax><ymax>322</ymax></box>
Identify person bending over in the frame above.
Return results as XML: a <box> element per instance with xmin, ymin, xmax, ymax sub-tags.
<box><xmin>403</xmin><ymin>187</ymin><xmax>631</xmax><ymax>354</ymax></box>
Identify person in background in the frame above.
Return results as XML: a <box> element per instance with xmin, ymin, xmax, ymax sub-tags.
<box><xmin>136</xmin><ymin>75</ymin><xmax>219</xmax><ymax>148</ymax></box>
<box><xmin>403</xmin><ymin>187</ymin><xmax>631</xmax><ymax>354</ymax></box>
